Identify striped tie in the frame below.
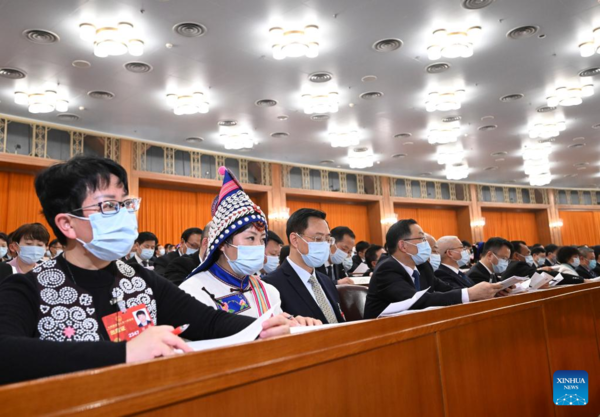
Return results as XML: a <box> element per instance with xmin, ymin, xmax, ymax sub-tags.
<box><xmin>308</xmin><ymin>276</ymin><xmax>338</xmax><ymax>324</ymax></box>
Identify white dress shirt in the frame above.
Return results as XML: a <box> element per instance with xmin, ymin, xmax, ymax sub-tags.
<box><xmin>394</xmin><ymin>257</ymin><xmax>470</xmax><ymax>304</ymax></box>
<box><xmin>288</xmin><ymin>257</ymin><xmax>335</xmax><ymax>311</ymax></box>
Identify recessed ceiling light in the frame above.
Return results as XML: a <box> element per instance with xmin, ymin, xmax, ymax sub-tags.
<box><xmin>310</xmin><ymin>114</ymin><xmax>330</xmax><ymax>121</ymax></box>
<box><xmin>579</xmin><ymin>67</ymin><xmax>600</xmax><ymax>77</ymax></box>
<box><xmin>481</xmin><ymin>115</ymin><xmax>495</xmax><ymax>120</ymax></box>
<box><xmin>403</xmin><ymin>141</ymin><xmax>414</xmax><ymax>146</ymax></box>
<box><xmin>425</xmin><ymin>62</ymin><xmax>451</xmax><ymax>73</ymax></box>
<box><xmin>270</xmin><ymin>132</ymin><xmax>289</xmax><ymax>138</ymax></box>
<box><xmin>349</xmin><ymin>102</ymin><xmax>355</xmax><ymax>107</ymax></box>
<box><xmin>270</xmin><ymin>25</ymin><xmax>319</xmax><ymax>60</ymax></box>
<box><xmin>506</xmin><ymin>25</ymin><xmax>540</xmax><ymax>40</ymax></box>
<box><xmin>392</xmin><ymin>153</ymin><xmax>407</xmax><ymax>158</ymax></box>
<box><xmin>353</xmin><ymin>147</ymin><xmax>369</xmax><ymax>153</ymax></box>
<box><xmin>72</xmin><ymin>60</ymin><xmax>91</xmax><ymax>69</ymax></box>
<box><xmin>427</xmin><ymin>27</ymin><xmax>481</xmax><ymax>60</ymax></box>
<box><xmin>57</xmin><ymin>113</ymin><xmax>80</xmax><ymax>121</ymax></box>
<box><xmin>569</xmin><ymin>143</ymin><xmax>586</xmax><ymax>149</ymax></box>
<box><xmin>0</xmin><ymin>67</ymin><xmax>26</xmax><ymax>79</ymax></box>
<box><xmin>308</xmin><ymin>71</ymin><xmax>333</xmax><ymax>83</ymax></box>
<box><xmin>80</xmin><ymin>23</ymin><xmax>143</xmax><ymax>57</ymax></box>
<box><xmin>173</xmin><ymin>22</ymin><xmax>207</xmax><ymax>38</ymax></box>
<box><xmin>500</xmin><ymin>93</ymin><xmax>524</xmax><ymax>102</ymax></box>
<box><xmin>359</xmin><ymin>91</ymin><xmax>384</xmax><ymax>100</ymax></box>
<box><xmin>165</xmin><ymin>43</ymin><xmax>174</xmax><ymax>49</ymax></box>
<box><xmin>320</xmin><ymin>159</ymin><xmax>334</xmax><ymax>164</ymax></box>
<box><xmin>443</xmin><ymin>116</ymin><xmax>462</xmax><ymax>123</ymax></box>
<box><xmin>491</xmin><ymin>151</ymin><xmax>508</xmax><ymax>157</ymax></box>
<box><xmin>573</xmin><ymin>137</ymin><xmax>585</xmax><ymax>141</ymax></box>
<box><xmin>87</xmin><ymin>90</ymin><xmax>115</xmax><ymax>100</ymax></box>
<box><xmin>372</xmin><ymin>38</ymin><xmax>403</xmax><ymax>52</ymax></box>
<box><xmin>23</xmin><ymin>29</ymin><xmax>60</xmax><ymax>44</ymax></box>
<box><xmin>79</xmin><ymin>106</ymin><xmax>85</xmax><ymax>110</ymax></box>
<box><xmin>218</xmin><ymin>120</ymin><xmax>237</xmax><ymax>127</ymax></box>
<box><xmin>277</xmin><ymin>115</ymin><xmax>289</xmax><ymax>120</ymax></box>
<box><xmin>461</xmin><ymin>0</ymin><xmax>495</xmax><ymax>9</ymax></box>
<box><xmin>495</xmin><ymin>158</ymin><xmax>505</xmax><ymax>162</ymax></box>
<box><xmin>361</xmin><ymin>75</ymin><xmax>378</xmax><ymax>82</ymax></box>
<box><xmin>536</xmin><ymin>105</ymin><xmax>556</xmax><ymax>113</ymax></box>
<box><xmin>574</xmin><ymin>162</ymin><xmax>589</xmax><ymax>167</ymax></box>
<box><xmin>124</xmin><ymin>62</ymin><xmax>153</xmax><ymax>73</ymax></box>
<box><xmin>185</xmin><ymin>137</ymin><xmax>204</xmax><ymax>143</ymax></box>
<box><xmin>394</xmin><ymin>133</ymin><xmax>412</xmax><ymax>138</ymax></box>
<box><xmin>592</xmin><ymin>123</ymin><xmax>600</xmax><ymax>129</ymax></box>
<box><xmin>478</xmin><ymin>125</ymin><xmax>497</xmax><ymax>131</ymax></box>
<box><xmin>484</xmin><ymin>166</ymin><xmax>499</xmax><ymax>171</ymax></box>
<box><xmin>255</xmin><ymin>99</ymin><xmax>278</xmax><ymax>107</ymax></box>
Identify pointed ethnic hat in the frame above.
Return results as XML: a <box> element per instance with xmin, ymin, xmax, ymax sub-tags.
<box><xmin>188</xmin><ymin>166</ymin><xmax>268</xmax><ymax>276</ymax></box>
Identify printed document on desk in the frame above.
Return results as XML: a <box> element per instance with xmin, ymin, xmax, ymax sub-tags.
<box><xmin>378</xmin><ymin>287</ymin><xmax>431</xmax><ymax>318</ymax></box>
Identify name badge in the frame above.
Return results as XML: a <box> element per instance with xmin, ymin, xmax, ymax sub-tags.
<box><xmin>102</xmin><ymin>304</ymin><xmax>154</xmax><ymax>342</ymax></box>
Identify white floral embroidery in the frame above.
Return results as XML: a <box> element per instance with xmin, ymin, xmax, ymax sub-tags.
<box><xmin>119</xmin><ymin>276</ymin><xmax>146</xmax><ymax>294</ymax></box>
<box><xmin>79</xmin><ymin>293</ymin><xmax>92</xmax><ymax>306</ymax></box>
<box><xmin>37</xmin><ymin>306</ymin><xmax>100</xmax><ymax>342</ymax></box>
<box><xmin>37</xmin><ymin>269</ymin><xmax>66</xmax><ymax>288</ymax></box>
<box><xmin>116</xmin><ymin>261</ymin><xmax>135</xmax><ymax>278</ymax></box>
<box><xmin>41</xmin><ymin>286</ymin><xmax>78</xmax><ymax>305</ymax></box>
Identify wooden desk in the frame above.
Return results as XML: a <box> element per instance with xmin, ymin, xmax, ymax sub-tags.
<box><xmin>2</xmin><ymin>284</ymin><xmax>599</xmax><ymax>417</ymax></box>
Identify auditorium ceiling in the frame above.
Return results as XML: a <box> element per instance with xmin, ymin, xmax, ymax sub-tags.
<box><xmin>0</xmin><ymin>0</ymin><xmax>599</xmax><ymax>188</ymax></box>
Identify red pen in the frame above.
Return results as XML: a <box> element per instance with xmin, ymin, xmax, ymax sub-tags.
<box><xmin>172</xmin><ymin>324</ymin><xmax>190</xmax><ymax>336</ymax></box>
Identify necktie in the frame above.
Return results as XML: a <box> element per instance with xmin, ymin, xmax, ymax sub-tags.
<box><xmin>308</xmin><ymin>276</ymin><xmax>338</xmax><ymax>324</ymax></box>
<box><xmin>142</xmin><ymin>260</ymin><xmax>149</xmax><ymax>267</ymax></box>
<box><xmin>458</xmin><ymin>271</ymin><xmax>468</xmax><ymax>281</ymax></box>
<box><xmin>412</xmin><ymin>269</ymin><xmax>421</xmax><ymax>291</ymax></box>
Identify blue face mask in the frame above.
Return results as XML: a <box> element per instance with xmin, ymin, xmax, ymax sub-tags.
<box><xmin>17</xmin><ymin>245</ymin><xmax>46</xmax><ymax>265</ymax></box>
<box><xmin>429</xmin><ymin>253</ymin><xmax>441</xmax><ymax>271</ymax></box>
<box><xmin>457</xmin><ymin>250</ymin><xmax>471</xmax><ymax>267</ymax></box>
<box><xmin>590</xmin><ymin>260</ymin><xmax>597</xmax><ymax>270</ymax></box>
<box><xmin>225</xmin><ymin>244</ymin><xmax>265</xmax><ymax>277</ymax></box>
<box><xmin>537</xmin><ymin>256</ymin><xmax>546</xmax><ymax>266</ymax></box>
<box><xmin>0</xmin><ymin>247</ymin><xmax>7</xmax><ymax>258</ymax></box>
<box><xmin>331</xmin><ymin>247</ymin><xmax>347</xmax><ymax>265</ymax></box>
<box><xmin>71</xmin><ymin>209</ymin><xmax>139</xmax><ymax>262</ymax></box>
<box><xmin>406</xmin><ymin>240</ymin><xmax>432</xmax><ymax>265</ymax></box>
<box><xmin>524</xmin><ymin>255</ymin><xmax>534</xmax><ymax>267</ymax></box>
<box><xmin>140</xmin><ymin>248</ymin><xmax>154</xmax><ymax>261</ymax></box>
<box><xmin>184</xmin><ymin>242</ymin><xmax>198</xmax><ymax>255</ymax></box>
<box><xmin>263</xmin><ymin>255</ymin><xmax>279</xmax><ymax>273</ymax></box>
<box><xmin>297</xmin><ymin>234</ymin><xmax>331</xmax><ymax>268</ymax></box>
<box><xmin>342</xmin><ymin>255</ymin><xmax>353</xmax><ymax>271</ymax></box>
<box><xmin>492</xmin><ymin>254</ymin><xmax>509</xmax><ymax>274</ymax></box>
<box><xmin>571</xmin><ymin>257</ymin><xmax>581</xmax><ymax>268</ymax></box>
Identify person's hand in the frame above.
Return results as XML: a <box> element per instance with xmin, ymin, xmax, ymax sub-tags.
<box><xmin>538</xmin><ymin>266</ymin><xmax>553</xmax><ymax>272</ymax></box>
<box><xmin>126</xmin><ymin>325</ymin><xmax>191</xmax><ymax>363</ymax></box>
<box><xmin>259</xmin><ymin>314</ymin><xmax>292</xmax><ymax>339</ymax></box>
<box><xmin>337</xmin><ymin>277</ymin><xmax>354</xmax><ymax>285</ymax></box>
<box><xmin>467</xmin><ymin>282</ymin><xmax>503</xmax><ymax>301</ymax></box>
<box><xmin>495</xmin><ymin>285</ymin><xmax>515</xmax><ymax>297</ymax></box>
<box><xmin>291</xmin><ymin>315</ymin><xmax>322</xmax><ymax>326</ymax></box>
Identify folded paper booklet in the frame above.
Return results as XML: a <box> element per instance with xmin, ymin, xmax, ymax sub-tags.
<box><xmin>510</xmin><ymin>279</ymin><xmax>531</xmax><ymax>295</ymax></box>
<box><xmin>549</xmin><ymin>273</ymin><xmax>564</xmax><ymax>287</ymax></box>
<box><xmin>187</xmin><ymin>304</ymin><xmax>278</xmax><ymax>352</ymax></box>
<box><xmin>530</xmin><ymin>272</ymin><xmax>554</xmax><ymax>290</ymax></box>
<box><xmin>499</xmin><ymin>276</ymin><xmax>529</xmax><ymax>290</ymax></box>
<box><xmin>350</xmin><ymin>276</ymin><xmax>371</xmax><ymax>285</ymax></box>
<box><xmin>378</xmin><ymin>287</ymin><xmax>431</xmax><ymax>318</ymax></box>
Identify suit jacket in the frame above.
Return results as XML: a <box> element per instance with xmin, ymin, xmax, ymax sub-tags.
<box><xmin>544</xmin><ymin>258</ymin><xmax>557</xmax><ymax>268</ymax></box>
<box><xmin>348</xmin><ymin>255</ymin><xmax>363</xmax><ymax>274</ymax></box>
<box><xmin>576</xmin><ymin>265</ymin><xmax>597</xmax><ymax>279</ymax></box>
<box><xmin>594</xmin><ymin>264</ymin><xmax>600</xmax><ymax>277</ymax></box>
<box><xmin>0</xmin><ymin>262</ymin><xmax>14</xmax><ymax>284</ymax></box>
<box><xmin>125</xmin><ymin>256</ymin><xmax>154</xmax><ymax>269</ymax></box>
<box><xmin>152</xmin><ymin>251</ymin><xmax>181</xmax><ymax>276</ymax></box>
<box><xmin>435</xmin><ymin>264</ymin><xmax>475</xmax><ymax>289</ymax></box>
<box><xmin>165</xmin><ymin>253</ymin><xmax>201</xmax><ymax>286</ymax></box>
<box><xmin>501</xmin><ymin>261</ymin><xmax>537</xmax><ymax>280</ymax></box>
<box><xmin>364</xmin><ymin>256</ymin><xmax>462</xmax><ymax>319</ymax></box>
<box><xmin>316</xmin><ymin>263</ymin><xmax>348</xmax><ymax>283</ymax></box>
<box><xmin>263</xmin><ymin>259</ymin><xmax>345</xmax><ymax>324</ymax></box>
<box><xmin>466</xmin><ymin>262</ymin><xmax>499</xmax><ymax>284</ymax></box>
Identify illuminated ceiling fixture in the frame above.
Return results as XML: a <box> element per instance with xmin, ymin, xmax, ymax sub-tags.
<box><xmin>427</xmin><ymin>121</ymin><xmax>460</xmax><ymax>144</ymax></box>
<box><xmin>546</xmin><ymin>83</ymin><xmax>594</xmax><ymax>107</ymax></box>
<box><xmin>578</xmin><ymin>27</ymin><xmax>600</xmax><ymax>57</ymax></box>
<box><xmin>436</xmin><ymin>145</ymin><xmax>465</xmax><ymax>165</ymax></box>
<box><xmin>269</xmin><ymin>25</ymin><xmax>319</xmax><ymax>60</ymax></box>
<box><xmin>523</xmin><ymin>142</ymin><xmax>552</xmax><ymax>186</ymax></box>
<box><xmin>14</xmin><ymin>90</ymin><xmax>68</xmax><ymax>114</ymax></box>
<box><xmin>329</xmin><ymin>130</ymin><xmax>359</xmax><ymax>148</ymax></box>
<box><xmin>426</xmin><ymin>89</ymin><xmax>465</xmax><ymax>112</ymax></box>
<box><xmin>302</xmin><ymin>92</ymin><xmax>339</xmax><ymax>114</ymax></box>
<box><xmin>166</xmin><ymin>92</ymin><xmax>209</xmax><ymax>115</ymax></box>
<box><xmin>445</xmin><ymin>162</ymin><xmax>469</xmax><ymax>180</ymax></box>
<box><xmin>427</xmin><ymin>26</ymin><xmax>482</xmax><ymax>60</ymax></box>
<box><xmin>348</xmin><ymin>148</ymin><xmax>374</xmax><ymax>169</ymax></box>
<box><xmin>219</xmin><ymin>126</ymin><xmax>255</xmax><ymax>150</ymax></box>
<box><xmin>528</xmin><ymin>119</ymin><xmax>566</xmax><ymax>139</ymax></box>
<box><xmin>79</xmin><ymin>22</ymin><xmax>144</xmax><ymax>57</ymax></box>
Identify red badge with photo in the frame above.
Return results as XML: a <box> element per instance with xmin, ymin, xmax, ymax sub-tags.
<box><xmin>102</xmin><ymin>304</ymin><xmax>154</xmax><ymax>342</ymax></box>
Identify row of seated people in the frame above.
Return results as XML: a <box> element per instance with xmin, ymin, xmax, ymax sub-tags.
<box><xmin>0</xmin><ymin>155</ymin><xmax>598</xmax><ymax>386</ymax></box>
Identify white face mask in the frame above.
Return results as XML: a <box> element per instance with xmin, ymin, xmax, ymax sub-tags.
<box><xmin>342</xmin><ymin>256</ymin><xmax>353</xmax><ymax>271</ymax></box>
<box><xmin>0</xmin><ymin>247</ymin><xmax>7</xmax><ymax>258</ymax></box>
<box><xmin>330</xmin><ymin>247</ymin><xmax>348</xmax><ymax>265</ymax></box>
<box><xmin>158</xmin><ymin>248</ymin><xmax>165</xmax><ymax>256</ymax></box>
<box><xmin>263</xmin><ymin>255</ymin><xmax>279</xmax><ymax>273</ymax></box>
<box><xmin>140</xmin><ymin>248</ymin><xmax>154</xmax><ymax>261</ymax></box>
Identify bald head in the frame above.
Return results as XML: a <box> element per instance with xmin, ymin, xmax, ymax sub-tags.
<box><xmin>425</xmin><ymin>234</ymin><xmax>439</xmax><ymax>255</ymax></box>
<box><xmin>438</xmin><ymin>236</ymin><xmax>463</xmax><ymax>266</ymax></box>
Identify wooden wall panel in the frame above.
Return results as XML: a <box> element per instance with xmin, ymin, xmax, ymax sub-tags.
<box><xmin>558</xmin><ymin>210</ymin><xmax>600</xmax><ymax>246</ymax></box>
<box><xmin>394</xmin><ymin>206</ymin><xmax>460</xmax><ymax>240</ymax></box>
<box><xmin>481</xmin><ymin>209</ymin><xmax>540</xmax><ymax>244</ymax></box>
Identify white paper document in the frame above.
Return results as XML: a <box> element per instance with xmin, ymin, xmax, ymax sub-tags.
<box><xmin>289</xmin><ymin>320</ymin><xmax>365</xmax><ymax>335</ymax></box>
<box><xmin>187</xmin><ymin>304</ymin><xmax>278</xmax><ymax>352</ymax></box>
<box><xmin>499</xmin><ymin>276</ymin><xmax>529</xmax><ymax>290</ymax></box>
<box><xmin>530</xmin><ymin>272</ymin><xmax>554</xmax><ymax>290</ymax></box>
<box><xmin>549</xmin><ymin>273</ymin><xmax>564</xmax><ymax>287</ymax></box>
<box><xmin>510</xmin><ymin>279</ymin><xmax>531</xmax><ymax>294</ymax></box>
<box><xmin>350</xmin><ymin>276</ymin><xmax>371</xmax><ymax>285</ymax></box>
<box><xmin>378</xmin><ymin>287</ymin><xmax>431</xmax><ymax>318</ymax></box>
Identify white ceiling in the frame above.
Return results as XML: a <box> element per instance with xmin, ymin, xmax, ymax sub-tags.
<box><xmin>0</xmin><ymin>0</ymin><xmax>599</xmax><ymax>188</ymax></box>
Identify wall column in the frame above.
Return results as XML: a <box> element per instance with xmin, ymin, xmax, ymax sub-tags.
<box><xmin>547</xmin><ymin>189</ymin><xmax>563</xmax><ymax>245</ymax></box>
<box><xmin>120</xmin><ymin>139</ymin><xmax>139</xmax><ymax>198</ymax></box>
<box><xmin>378</xmin><ymin>177</ymin><xmax>395</xmax><ymax>244</ymax></box>
<box><xmin>466</xmin><ymin>184</ymin><xmax>483</xmax><ymax>242</ymax></box>
<box><xmin>269</xmin><ymin>163</ymin><xmax>288</xmax><ymax>242</ymax></box>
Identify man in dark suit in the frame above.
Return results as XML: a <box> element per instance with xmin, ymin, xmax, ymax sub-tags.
<box><xmin>0</xmin><ymin>262</ymin><xmax>14</xmax><ymax>284</ymax></box>
<box><xmin>315</xmin><ymin>226</ymin><xmax>356</xmax><ymax>285</ymax></box>
<box><xmin>165</xmin><ymin>223</ymin><xmax>212</xmax><ymax>286</ymax></box>
<box><xmin>363</xmin><ymin>244</ymin><xmax>384</xmax><ymax>276</ymax></box>
<box><xmin>501</xmin><ymin>240</ymin><xmax>554</xmax><ymax>280</ymax></box>
<box><xmin>348</xmin><ymin>241</ymin><xmax>370</xmax><ymax>274</ymax></box>
<box><xmin>363</xmin><ymin>219</ymin><xmax>502</xmax><ymax>319</ymax></box>
<box><xmin>544</xmin><ymin>244</ymin><xmax>559</xmax><ymax>267</ymax></box>
<box><xmin>435</xmin><ymin>236</ymin><xmax>475</xmax><ymax>289</ymax></box>
<box><xmin>576</xmin><ymin>247</ymin><xmax>597</xmax><ymax>279</ymax></box>
<box><xmin>467</xmin><ymin>237</ymin><xmax>512</xmax><ymax>284</ymax></box>
<box><xmin>153</xmin><ymin>227</ymin><xmax>202</xmax><ymax>276</ymax></box>
<box><xmin>125</xmin><ymin>231</ymin><xmax>158</xmax><ymax>269</ymax></box>
<box><xmin>593</xmin><ymin>246</ymin><xmax>600</xmax><ymax>276</ymax></box>
<box><xmin>263</xmin><ymin>209</ymin><xmax>345</xmax><ymax>324</ymax></box>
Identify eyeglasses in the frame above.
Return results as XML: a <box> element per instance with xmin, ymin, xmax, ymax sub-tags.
<box><xmin>298</xmin><ymin>233</ymin><xmax>335</xmax><ymax>245</ymax></box>
<box><xmin>71</xmin><ymin>197</ymin><xmax>142</xmax><ymax>216</ymax></box>
<box><xmin>403</xmin><ymin>237</ymin><xmax>427</xmax><ymax>243</ymax></box>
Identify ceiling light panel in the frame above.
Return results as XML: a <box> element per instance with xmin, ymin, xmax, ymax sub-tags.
<box><xmin>14</xmin><ymin>90</ymin><xmax>68</xmax><ymax>114</ymax></box>
<box><xmin>302</xmin><ymin>92</ymin><xmax>339</xmax><ymax>114</ymax></box>
<box><xmin>79</xmin><ymin>22</ymin><xmax>144</xmax><ymax>57</ymax></box>
<box><xmin>546</xmin><ymin>81</ymin><xmax>594</xmax><ymax>107</ymax></box>
<box><xmin>445</xmin><ymin>163</ymin><xmax>469</xmax><ymax>180</ymax></box>
<box><xmin>348</xmin><ymin>148</ymin><xmax>375</xmax><ymax>169</ymax></box>
<box><xmin>427</xmin><ymin>26</ymin><xmax>482</xmax><ymax>60</ymax></box>
<box><xmin>166</xmin><ymin>92</ymin><xmax>209</xmax><ymax>115</ymax></box>
<box><xmin>578</xmin><ymin>27</ymin><xmax>600</xmax><ymax>57</ymax></box>
<box><xmin>528</xmin><ymin>119</ymin><xmax>566</xmax><ymax>139</ymax></box>
<box><xmin>425</xmin><ymin>89</ymin><xmax>465</xmax><ymax>112</ymax></box>
<box><xmin>269</xmin><ymin>25</ymin><xmax>319</xmax><ymax>60</ymax></box>
<box><xmin>329</xmin><ymin>130</ymin><xmax>360</xmax><ymax>148</ymax></box>
<box><xmin>428</xmin><ymin>120</ymin><xmax>461</xmax><ymax>144</ymax></box>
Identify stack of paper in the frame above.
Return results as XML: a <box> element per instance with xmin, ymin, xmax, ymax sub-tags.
<box><xmin>510</xmin><ymin>279</ymin><xmax>531</xmax><ymax>295</ymax></box>
<box><xmin>350</xmin><ymin>276</ymin><xmax>371</xmax><ymax>285</ymax></box>
<box><xmin>498</xmin><ymin>276</ymin><xmax>529</xmax><ymax>291</ymax></box>
<box><xmin>549</xmin><ymin>273</ymin><xmax>564</xmax><ymax>287</ymax></box>
<box><xmin>289</xmin><ymin>320</ymin><xmax>364</xmax><ymax>335</ymax></box>
<box><xmin>378</xmin><ymin>287</ymin><xmax>431</xmax><ymax>318</ymax></box>
<box><xmin>530</xmin><ymin>272</ymin><xmax>554</xmax><ymax>290</ymax></box>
